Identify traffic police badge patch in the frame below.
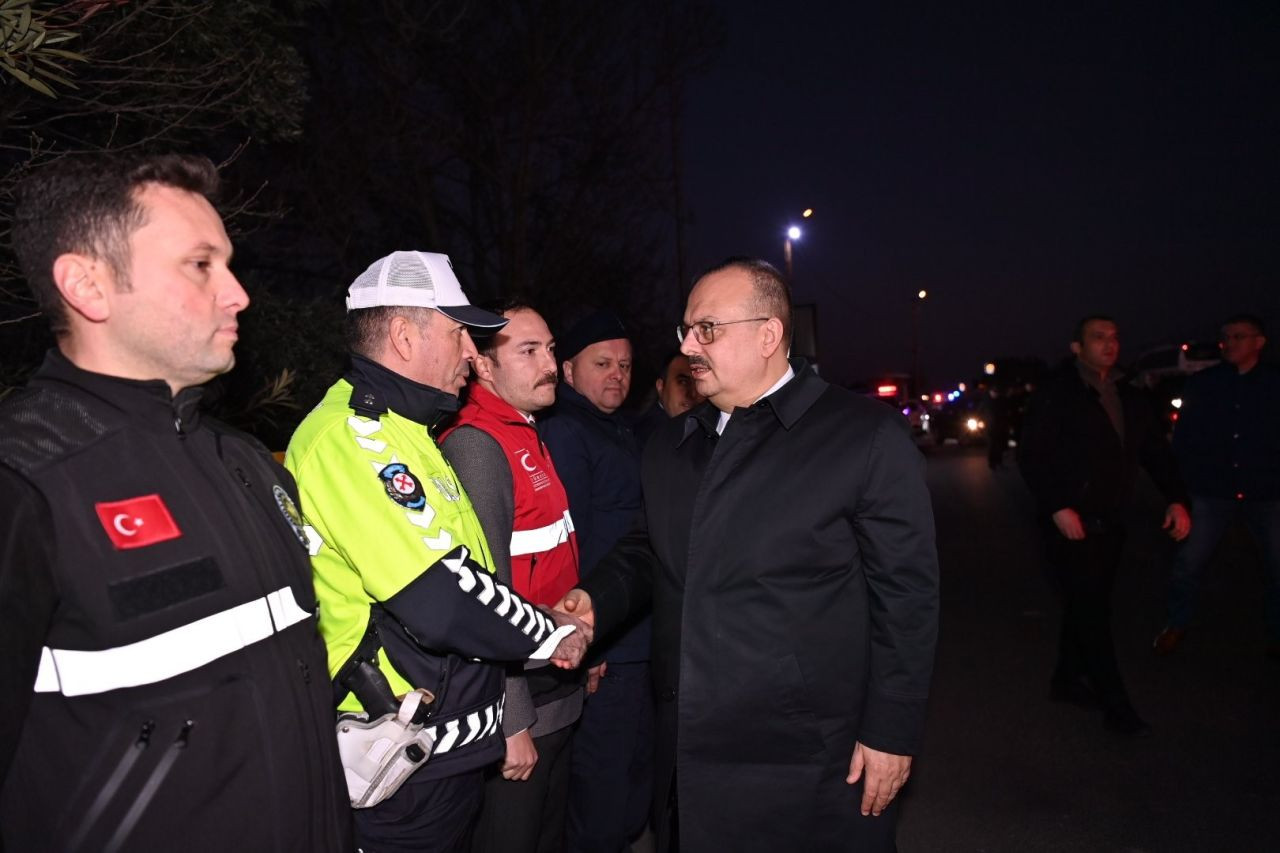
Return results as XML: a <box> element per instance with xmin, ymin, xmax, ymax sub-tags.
<box><xmin>380</xmin><ymin>462</ymin><xmax>427</xmax><ymax>510</ymax></box>
<box><xmin>272</xmin><ymin>485</ymin><xmax>309</xmax><ymax>549</ymax></box>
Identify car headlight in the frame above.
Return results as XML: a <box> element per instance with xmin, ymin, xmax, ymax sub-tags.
<box><xmin>965</xmin><ymin>417</ymin><xmax>981</xmax><ymax>432</ymax></box>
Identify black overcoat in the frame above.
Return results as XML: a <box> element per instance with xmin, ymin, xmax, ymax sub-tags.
<box><xmin>582</xmin><ymin>361</ymin><xmax>939</xmax><ymax>851</ymax></box>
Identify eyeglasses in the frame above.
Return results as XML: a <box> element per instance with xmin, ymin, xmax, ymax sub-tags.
<box><xmin>675</xmin><ymin>317</ymin><xmax>769</xmax><ymax>345</ymax></box>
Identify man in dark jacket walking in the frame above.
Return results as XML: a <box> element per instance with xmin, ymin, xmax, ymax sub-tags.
<box><xmin>558</xmin><ymin>259</ymin><xmax>940</xmax><ymax>852</ymax></box>
<box><xmin>1153</xmin><ymin>314</ymin><xmax>1280</xmax><ymax>657</ymax></box>
<box><xmin>1019</xmin><ymin>315</ymin><xmax>1190</xmax><ymax>736</ymax></box>
<box><xmin>0</xmin><ymin>153</ymin><xmax>351</xmax><ymax>850</ymax></box>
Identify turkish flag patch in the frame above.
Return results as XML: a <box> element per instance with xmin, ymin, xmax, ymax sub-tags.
<box><xmin>94</xmin><ymin>494</ymin><xmax>182</xmax><ymax>550</ymax></box>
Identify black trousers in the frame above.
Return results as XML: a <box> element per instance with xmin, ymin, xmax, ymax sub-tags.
<box><xmin>566</xmin><ymin>662</ymin><xmax>654</xmax><ymax>853</ymax></box>
<box><xmin>354</xmin><ymin>768</ymin><xmax>485</xmax><ymax>853</ymax></box>
<box><xmin>470</xmin><ymin>725</ymin><xmax>574</xmax><ymax>853</ymax></box>
<box><xmin>1043</xmin><ymin>520</ymin><xmax>1135</xmax><ymax>712</ymax></box>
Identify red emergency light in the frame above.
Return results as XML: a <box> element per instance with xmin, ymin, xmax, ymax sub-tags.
<box><xmin>876</xmin><ymin>384</ymin><xmax>898</xmax><ymax>397</ymax></box>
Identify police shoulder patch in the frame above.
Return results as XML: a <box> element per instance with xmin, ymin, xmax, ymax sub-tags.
<box><xmin>272</xmin><ymin>484</ymin><xmax>309</xmax><ymax>549</ymax></box>
<box><xmin>379</xmin><ymin>462</ymin><xmax>427</xmax><ymax>510</ymax></box>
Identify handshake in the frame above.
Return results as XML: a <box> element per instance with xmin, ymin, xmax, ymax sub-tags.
<box><xmin>538</xmin><ymin>589</ymin><xmax>597</xmax><ymax>671</ymax></box>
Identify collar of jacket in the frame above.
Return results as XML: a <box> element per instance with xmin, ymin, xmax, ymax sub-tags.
<box><xmin>463</xmin><ymin>381</ymin><xmax>537</xmax><ymax>428</ymax></box>
<box><xmin>344</xmin><ymin>353</ymin><xmax>459</xmax><ymax>428</ymax></box>
<box><xmin>556</xmin><ymin>380</ymin><xmax>626</xmax><ymax>424</ymax></box>
<box><xmin>32</xmin><ymin>348</ymin><xmax>206</xmax><ymax>436</ymax></box>
<box><xmin>681</xmin><ymin>357</ymin><xmax>823</xmax><ymax>444</ymax></box>
<box><xmin>1052</xmin><ymin>359</ymin><xmax>1128</xmax><ymax>399</ymax></box>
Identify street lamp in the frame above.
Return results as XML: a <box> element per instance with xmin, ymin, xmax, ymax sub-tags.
<box><xmin>911</xmin><ymin>289</ymin><xmax>928</xmax><ymax>397</ymax></box>
<box><xmin>784</xmin><ymin>226</ymin><xmax>801</xmax><ymax>280</ymax></box>
<box><xmin>783</xmin><ymin>208</ymin><xmax>812</xmax><ymax>281</ymax></box>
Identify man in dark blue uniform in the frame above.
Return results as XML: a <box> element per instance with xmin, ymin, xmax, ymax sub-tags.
<box><xmin>0</xmin><ymin>153</ymin><xmax>351</xmax><ymax>851</ymax></box>
<box><xmin>540</xmin><ymin>310</ymin><xmax>653</xmax><ymax>853</ymax></box>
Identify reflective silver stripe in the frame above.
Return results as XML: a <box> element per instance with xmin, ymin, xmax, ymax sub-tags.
<box><xmin>508</xmin><ymin>510</ymin><xmax>574</xmax><ymax>557</ymax></box>
<box><xmin>34</xmin><ymin>586</ymin><xmax>312</xmax><ymax>697</ymax></box>
<box><xmin>424</xmin><ymin>697</ymin><xmax>504</xmax><ymax>756</ymax></box>
<box><xmin>529</xmin><ymin>624</ymin><xmax>575</xmax><ymax>661</ymax></box>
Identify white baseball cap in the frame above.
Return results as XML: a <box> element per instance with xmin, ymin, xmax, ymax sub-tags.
<box><xmin>345</xmin><ymin>251</ymin><xmax>507</xmax><ymax>330</ymax></box>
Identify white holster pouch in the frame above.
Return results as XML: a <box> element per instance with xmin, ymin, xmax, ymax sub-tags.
<box><xmin>336</xmin><ymin>688</ymin><xmax>436</xmax><ymax>808</ymax></box>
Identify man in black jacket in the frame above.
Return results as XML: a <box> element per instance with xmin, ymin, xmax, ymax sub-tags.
<box><xmin>0</xmin><ymin>154</ymin><xmax>351</xmax><ymax>850</ymax></box>
<box><xmin>1018</xmin><ymin>315</ymin><xmax>1191</xmax><ymax>736</ymax></box>
<box><xmin>1153</xmin><ymin>314</ymin><xmax>1280</xmax><ymax>657</ymax></box>
<box><xmin>557</xmin><ymin>259</ymin><xmax>939</xmax><ymax>852</ymax></box>
<box><xmin>539</xmin><ymin>310</ymin><xmax>654</xmax><ymax>853</ymax></box>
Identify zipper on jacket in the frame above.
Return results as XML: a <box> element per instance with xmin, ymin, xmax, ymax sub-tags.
<box><xmin>103</xmin><ymin>721</ymin><xmax>195</xmax><ymax>853</ymax></box>
<box><xmin>67</xmin><ymin>720</ymin><xmax>155</xmax><ymax>852</ymax></box>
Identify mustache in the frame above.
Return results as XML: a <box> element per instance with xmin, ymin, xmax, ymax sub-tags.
<box><xmin>535</xmin><ymin>373</ymin><xmax>558</xmax><ymax>388</ymax></box>
<box><xmin>687</xmin><ymin>356</ymin><xmax>711</xmax><ymax>370</ymax></box>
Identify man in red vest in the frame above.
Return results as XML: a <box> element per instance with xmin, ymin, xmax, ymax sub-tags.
<box><xmin>440</xmin><ymin>302</ymin><xmax>582</xmax><ymax>853</ymax></box>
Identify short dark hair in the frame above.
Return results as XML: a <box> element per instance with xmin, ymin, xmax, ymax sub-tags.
<box><xmin>345</xmin><ymin>305</ymin><xmax>434</xmax><ymax>358</ymax></box>
<box><xmin>475</xmin><ymin>299</ymin><xmax>538</xmax><ymax>360</ymax></box>
<box><xmin>1072</xmin><ymin>314</ymin><xmax>1116</xmax><ymax>344</ymax></box>
<box><xmin>11</xmin><ymin>153</ymin><xmax>220</xmax><ymax>335</ymax></box>
<box><xmin>1223</xmin><ymin>313</ymin><xmax>1266</xmax><ymax>336</ymax></box>
<box><xmin>695</xmin><ymin>256</ymin><xmax>793</xmax><ymax>346</ymax></box>
<box><xmin>657</xmin><ymin>349</ymin><xmax>687</xmax><ymax>379</ymax></box>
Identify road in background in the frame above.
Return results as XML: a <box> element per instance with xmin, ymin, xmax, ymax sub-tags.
<box><xmin>899</xmin><ymin>447</ymin><xmax>1280</xmax><ymax>852</ymax></box>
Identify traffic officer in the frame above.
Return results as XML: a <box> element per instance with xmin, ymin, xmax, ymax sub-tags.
<box><xmin>285</xmin><ymin>252</ymin><xmax>590</xmax><ymax>852</ymax></box>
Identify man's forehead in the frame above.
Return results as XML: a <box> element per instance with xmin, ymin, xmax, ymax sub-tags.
<box><xmin>1084</xmin><ymin>320</ymin><xmax>1118</xmax><ymax>336</ymax></box>
<box><xmin>132</xmin><ymin>183</ymin><xmax>231</xmax><ymax>253</ymax></box>
<box><xmin>498</xmin><ymin>308</ymin><xmax>552</xmax><ymax>341</ymax></box>
<box><xmin>686</xmin><ymin>268</ymin><xmax>752</xmax><ymax>318</ymax></box>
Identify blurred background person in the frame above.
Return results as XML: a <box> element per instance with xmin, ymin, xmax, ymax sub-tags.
<box><xmin>1154</xmin><ymin>314</ymin><xmax>1280</xmax><ymax>659</ymax></box>
<box><xmin>1019</xmin><ymin>314</ymin><xmax>1190</xmax><ymax>737</ymax></box>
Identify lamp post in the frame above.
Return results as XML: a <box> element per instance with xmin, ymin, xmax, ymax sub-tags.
<box><xmin>784</xmin><ymin>226</ymin><xmax>801</xmax><ymax>280</ymax></box>
<box><xmin>783</xmin><ymin>208</ymin><xmax>813</xmax><ymax>281</ymax></box>
<box><xmin>911</xmin><ymin>289</ymin><xmax>928</xmax><ymax>397</ymax></box>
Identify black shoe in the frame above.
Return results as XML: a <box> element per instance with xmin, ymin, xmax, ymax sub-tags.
<box><xmin>1103</xmin><ymin>706</ymin><xmax>1152</xmax><ymax>737</ymax></box>
<box><xmin>1049</xmin><ymin>676</ymin><xmax>1098</xmax><ymax>708</ymax></box>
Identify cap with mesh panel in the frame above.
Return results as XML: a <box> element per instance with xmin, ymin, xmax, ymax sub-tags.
<box><xmin>345</xmin><ymin>251</ymin><xmax>507</xmax><ymax>330</ymax></box>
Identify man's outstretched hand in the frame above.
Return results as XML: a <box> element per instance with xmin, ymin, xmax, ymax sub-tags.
<box><xmin>539</xmin><ymin>606</ymin><xmax>592</xmax><ymax>669</ymax></box>
<box><xmin>555</xmin><ymin>588</ymin><xmax>595</xmax><ymax>630</ymax></box>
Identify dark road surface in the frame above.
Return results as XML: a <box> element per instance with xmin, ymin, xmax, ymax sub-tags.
<box><xmin>897</xmin><ymin>447</ymin><xmax>1280</xmax><ymax>853</ymax></box>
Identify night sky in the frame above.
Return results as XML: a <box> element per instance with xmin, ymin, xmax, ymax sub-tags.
<box><xmin>679</xmin><ymin>1</ymin><xmax>1279</xmax><ymax>389</ymax></box>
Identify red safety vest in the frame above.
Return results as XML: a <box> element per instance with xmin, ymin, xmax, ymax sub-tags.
<box><xmin>446</xmin><ymin>383</ymin><xmax>579</xmax><ymax>605</ymax></box>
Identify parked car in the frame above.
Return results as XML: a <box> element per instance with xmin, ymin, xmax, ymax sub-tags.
<box><xmin>928</xmin><ymin>396</ymin><xmax>987</xmax><ymax>446</ymax></box>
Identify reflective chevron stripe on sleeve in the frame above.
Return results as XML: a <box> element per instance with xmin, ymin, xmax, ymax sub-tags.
<box><xmin>441</xmin><ymin>545</ymin><xmax>575</xmax><ymax>660</ymax></box>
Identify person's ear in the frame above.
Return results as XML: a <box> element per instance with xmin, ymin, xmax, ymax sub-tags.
<box><xmin>387</xmin><ymin>314</ymin><xmax>417</xmax><ymax>363</ymax></box>
<box><xmin>52</xmin><ymin>253</ymin><xmax>111</xmax><ymax>323</ymax></box>
<box><xmin>473</xmin><ymin>352</ymin><xmax>496</xmax><ymax>383</ymax></box>
<box><xmin>760</xmin><ymin>317</ymin><xmax>785</xmax><ymax>358</ymax></box>
<box><xmin>1069</xmin><ymin>341</ymin><xmax>1083</xmax><ymax>358</ymax></box>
